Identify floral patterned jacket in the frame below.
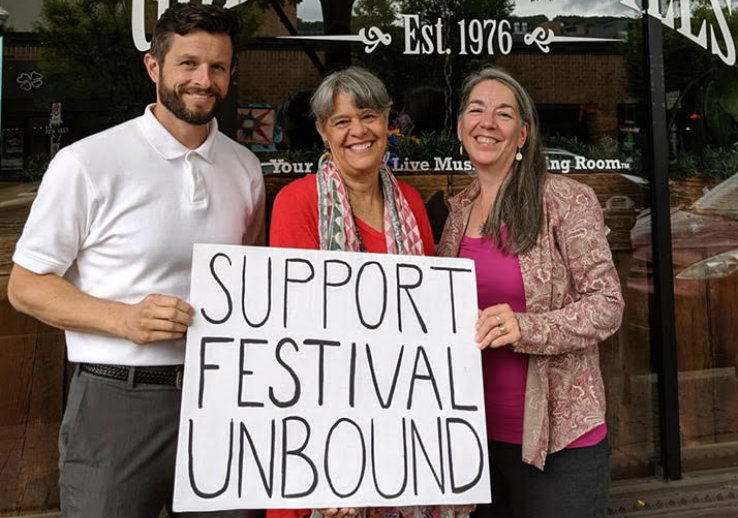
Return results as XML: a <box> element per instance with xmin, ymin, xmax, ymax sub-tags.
<box><xmin>437</xmin><ymin>174</ymin><xmax>624</xmax><ymax>470</ymax></box>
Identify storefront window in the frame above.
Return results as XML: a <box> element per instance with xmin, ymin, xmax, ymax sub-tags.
<box><xmin>658</xmin><ymin>3</ymin><xmax>738</xmax><ymax>473</ymax></box>
<box><xmin>1</xmin><ymin>0</ymin><xmax>736</xmax><ymax>514</ymax></box>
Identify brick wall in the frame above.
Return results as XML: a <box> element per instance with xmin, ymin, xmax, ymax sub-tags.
<box><xmin>239</xmin><ymin>4</ymin><xmax>323</xmax><ymax>107</ymax></box>
<box><xmin>236</xmin><ymin>48</ymin><xmax>630</xmax><ymax>135</ymax></box>
<box><xmin>237</xmin><ymin>48</ymin><xmax>324</xmax><ymax>107</ymax></box>
<box><xmin>497</xmin><ymin>52</ymin><xmax>629</xmax><ymax>138</ymax></box>
<box><xmin>254</xmin><ymin>3</ymin><xmax>297</xmax><ymax>37</ymax></box>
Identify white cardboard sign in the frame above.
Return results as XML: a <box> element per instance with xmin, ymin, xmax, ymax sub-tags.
<box><xmin>173</xmin><ymin>244</ymin><xmax>489</xmax><ymax>511</ymax></box>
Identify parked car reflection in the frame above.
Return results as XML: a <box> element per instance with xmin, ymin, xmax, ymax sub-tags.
<box><xmin>628</xmin><ymin>173</ymin><xmax>738</xmax><ymax>456</ymax></box>
<box><xmin>629</xmin><ymin>173</ymin><xmax>737</xmax><ymax>292</ymax></box>
<box><xmin>676</xmin><ymin>248</ymin><xmax>738</xmax><ymax>279</ymax></box>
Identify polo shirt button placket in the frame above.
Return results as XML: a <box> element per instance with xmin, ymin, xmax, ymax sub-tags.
<box><xmin>185</xmin><ymin>151</ymin><xmax>207</xmax><ymax>207</ymax></box>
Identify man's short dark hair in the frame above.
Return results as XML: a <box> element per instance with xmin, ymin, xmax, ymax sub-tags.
<box><xmin>149</xmin><ymin>3</ymin><xmax>242</xmax><ymax>67</ymax></box>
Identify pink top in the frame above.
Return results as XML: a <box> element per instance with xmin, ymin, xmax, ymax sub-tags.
<box><xmin>460</xmin><ymin>234</ymin><xmax>607</xmax><ymax>448</ymax></box>
<box><xmin>460</xmin><ymin>234</ymin><xmax>528</xmax><ymax>443</ymax></box>
<box><xmin>439</xmin><ymin>176</ymin><xmax>622</xmax><ymax>468</ymax></box>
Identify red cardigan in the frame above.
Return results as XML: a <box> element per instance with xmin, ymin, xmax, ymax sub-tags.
<box><xmin>267</xmin><ymin>174</ymin><xmax>434</xmax><ymax>518</ymax></box>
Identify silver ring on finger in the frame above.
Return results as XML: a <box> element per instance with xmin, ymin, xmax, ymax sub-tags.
<box><xmin>495</xmin><ymin>314</ymin><xmax>502</xmax><ymax>324</ymax></box>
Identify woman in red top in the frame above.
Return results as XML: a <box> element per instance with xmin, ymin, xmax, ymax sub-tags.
<box><xmin>269</xmin><ymin>67</ymin><xmax>471</xmax><ymax>518</ymax></box>
<box><xmin>269</xmin><ymin>68</ymin><xmax>434</xmax><ymax>257</ymax></box>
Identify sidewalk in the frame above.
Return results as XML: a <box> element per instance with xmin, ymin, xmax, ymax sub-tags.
<box><xmin>608</xmin><ymin>467</ymin><xmax>738</xmax><ymax>517</ymax></box>
<box><xmin>17</xmin><ymin>468</ymin><xmax>738</xmax><ymax>518</ymax></box>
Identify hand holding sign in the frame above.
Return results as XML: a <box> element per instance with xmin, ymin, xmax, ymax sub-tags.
<box><xmin>119</xmin><ymin>294</ymin><xmax>194</xmax><ymax>345</ymax></box>
<box><xmin>475</xmin><ymin>303</ymin><xmax>521</xmax><ymax>349</ymax></box>
<box><xmin>318</xmin><ymin>508</ymin><xmax>358</xmax><ymax>517</ymax></box>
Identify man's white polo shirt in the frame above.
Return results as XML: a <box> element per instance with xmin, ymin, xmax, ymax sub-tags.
<box><xmin>13</xmin><ymin>106</ymin><xmax>265</xmax><ymax>366</ymax></box>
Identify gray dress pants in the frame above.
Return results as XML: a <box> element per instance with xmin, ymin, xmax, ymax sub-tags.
<box><xmin>59</xmin><ymin>367</ymin><xmax>262</xmax><ymax>518</ymax></box>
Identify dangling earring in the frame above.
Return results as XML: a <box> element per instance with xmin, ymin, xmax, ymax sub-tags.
<box><xmin>515</xmin><ymin>148</ymin><xmax>523</xmax><ymax>161</ymax></box>
<box><xmin>459</xmin><ymin>143</ymin><xmax>464</xmax><ymax>157</ymax></box>
<box><xmin>319</xmin><ymin>141</ymin><xmax>331</xmax><ymax>165</ymax></box>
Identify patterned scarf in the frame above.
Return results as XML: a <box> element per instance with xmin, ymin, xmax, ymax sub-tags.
<box><xmin>316</xmin><ymin>154</ymin><xmax>424</xmax><ymax>255</ymax></box>
<box><xmin>314</xmin><ymin>159</ymin><xmax>467</xmax><ymax>518</ymax></box>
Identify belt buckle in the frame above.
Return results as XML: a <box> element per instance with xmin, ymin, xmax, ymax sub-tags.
<box><xmin>175</xmin><ymin>369</ymin><xmax>183</xmax><ymax>390</ymax></box>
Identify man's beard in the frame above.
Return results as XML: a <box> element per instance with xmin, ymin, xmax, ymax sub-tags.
<box><xmin>158</xmin><ymin>78</ymin><xmax>224</xmax><ymax>125</ymax></box>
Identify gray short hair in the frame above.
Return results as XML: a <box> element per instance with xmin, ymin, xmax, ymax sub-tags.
<box><xmin>311</xmin><ymin>67</ymin><xmax>392</xmax><ymax>125</ymax></box>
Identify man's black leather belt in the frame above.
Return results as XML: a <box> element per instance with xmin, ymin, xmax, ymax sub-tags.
<box><xmin>79</xmin><ymin>363</ymin><xmax>184</xmax><ymax>389</ymax></box>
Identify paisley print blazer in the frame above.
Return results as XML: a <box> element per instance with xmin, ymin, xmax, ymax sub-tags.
<box><xmin>437</xmin><ymin>173</ymin><xmax>624</xmax><ymax>470</ymax></box>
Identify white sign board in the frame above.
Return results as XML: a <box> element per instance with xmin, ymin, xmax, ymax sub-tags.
<box><xmin>174</xmin><ymin>244</ymin><xmax>489</xmax><ymax>511</ymax></box>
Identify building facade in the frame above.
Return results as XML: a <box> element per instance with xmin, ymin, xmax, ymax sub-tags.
<box><xmin>0</xmin><ymin>0</ymin><xmax>736</xmax><ymax>515</ymax></box>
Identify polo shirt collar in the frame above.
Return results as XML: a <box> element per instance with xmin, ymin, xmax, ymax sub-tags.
<box><xmin>139</xmin><ymin>104</ymin><xmax>218</xmax><ymax>163</ymax></box>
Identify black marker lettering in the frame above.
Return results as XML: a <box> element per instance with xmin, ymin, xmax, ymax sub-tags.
<box><xmin>283</xmin><ymin>258</ymin><xmax>315</xmax><ymax>327</ymax></box>
<box><xmin>355</xmin><ymin>261</ymin><xmax>387</xmax><ymax>329</ymax></box>
<box><xmin>324</xmin><ymin>418</ymin><xmax>366</xmax><ymax>498</ymax></box>
<box><xmin>446</xmin><ymin>417</ymin><xmax>483</xmax><ymax>493</ymax></box>
<box><xmin>281</xmin><ymin>416</ymin><xmax>318</xmax><ymax>498</ymax></box>
<box><xmin>447</xmin><ymin>347</ymin><xmax>477</xmax><ymax>411</ymax></box>
<box><xmin>269</xmin><ymin>337</ymin><xmax>301</xmax><ymax>408</ymax></box>
<box><xmin>239</xmin><ymin>419</ymin><xmax>275</xmax><ymax>498</ymax></box>
<box><xmin>304</xmin><ymin>338</ymin><xmax>341</xmax><ymax>406</ymax></box>
<box><xmin>406</xmin><ymin>346</ymin><xmax>442</xmax><ymax>410</ymax></box>
<box><xmin>199</xmin><ymin>336</ymin><xmax>233</xmax><ymax>409</ymax></box>
<box><xmin>349</xmin><ymin>342</ymin><xmax>357</xmax><ymax>407</ymax></box>
<box><xmin>396</xmin><ymin>263</ymin><xmax>427</xmax><ymax>333</ymax></box>
<box><xmin>241</xmin><ymin>256</ymin><xmax>272</xmax><ymax>327</ymax></box>
<box><xmin>188</xmin><ymin>418</ymin><xmax>233</xmax><ymax>498</ymax></box>
<box><xmin>366</xmin><ymin>344</ymin><xmax>405</xmax><ymax>408</ymax></box>
<box><xmin>429</xmin><ymin>266</ymin><xmax>472</xmax><ymax>334</ymax></box>
<box><xmin>370</xmin><ymin>418</ymin><xmax>408</xmax><ymax>499</ymax></box>
<box><xmin>323</xmin><ymin>259</ymin><xmax>352</xmax><ymax>329</ymax></box>
<box><xmin>410</xmin><ymin>417</ymin><xmax>444</xmax><ymax>495</ymax></box>
<box><xmin>201</xmin><ymin>253</ymin><xmax>233</xmax><ymax>324</ymax></box>
<box><xmin>238</xmin><ymin>338</ymin><xmax>267</xmax><ymax>408</ymax></box>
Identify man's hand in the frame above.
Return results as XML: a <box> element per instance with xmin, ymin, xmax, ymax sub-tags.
<box><xmin>120</xmin><ymin>294</ymin><xmax>194</xmax><ymax>344</ymax></box>
<box><xmin>8</xmin><ymin>264</ymin><xmax>195</xmax><ymax>343</ymax></box>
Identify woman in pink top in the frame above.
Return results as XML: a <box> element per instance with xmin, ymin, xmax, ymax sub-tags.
<box><xmin>437</xmin><ymin>67</ymin><xmax>624</xmax><ymax>518</ymax></box>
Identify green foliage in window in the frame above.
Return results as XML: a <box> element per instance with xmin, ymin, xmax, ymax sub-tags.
<box><xmin>624</xmin><ymin>4</ymin><xmax>738</xmax><ymax>151</ymax></box>
<box><xmin>34</xmin><ymin>0</ymin><xmax>265</xmax><ymax>134</ymax></box>
<box><xmin>670</xmin><ymin>146</ymin><xmax>738</xmax><ymax>180</ymax></box>
<box><xmin>36</xmin><ymin>0</ymin><xmax>152</xmax><ymax>126</ymax></box>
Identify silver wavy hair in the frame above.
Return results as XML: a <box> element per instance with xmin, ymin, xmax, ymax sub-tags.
<box><xmin>311</xmin><ymin>67</ymin><xmax>392</xmax><ymax>125</ymax></box>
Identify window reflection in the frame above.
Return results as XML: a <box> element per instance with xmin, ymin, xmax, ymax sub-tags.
<box><xmin>0</xmin><ymin>1</ymin><xmax>736</xmax><ymax>514</ymax></box>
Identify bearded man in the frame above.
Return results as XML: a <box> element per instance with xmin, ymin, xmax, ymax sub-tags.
<box><xmin>8</xmin><ymin>4</ymin><xmax>265</xmax><ymax>517</ymax></box>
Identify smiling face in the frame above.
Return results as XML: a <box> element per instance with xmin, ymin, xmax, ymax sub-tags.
<box><xmin>145</xmin><ymin>30</ymin><xmax>232</xmax><ymax>126</ymax></box>
<box><xmin>457</xmin><ymin>79</ymin><xmax>528</xmax><ymax>177</ymax></box>
<box><xmin>317</xmin><ymin>92</ymin><xmax>389</xmax><ymax>181</ymax></box>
